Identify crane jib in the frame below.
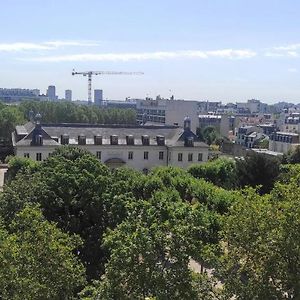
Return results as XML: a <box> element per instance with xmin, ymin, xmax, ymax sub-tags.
<box><xmin>71</xmin><ymin>70</ymin><xmax>143</xmax><ymax>103</ymax></box>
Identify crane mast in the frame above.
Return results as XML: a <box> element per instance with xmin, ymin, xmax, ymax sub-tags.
<box><xmin>72</xmin><ymin>69</ymin><xmax>143</xmax><ymax>104</ymax></box>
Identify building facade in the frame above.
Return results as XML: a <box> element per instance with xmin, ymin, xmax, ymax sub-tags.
<box><xmin>94</xmin><ymin>89</ymin><xmax>103</xmax><ymax>106</ymax></box>
<box><xmin>0</xmin><ymin>88</ymin><xmax>40</xmax><ymax>102</ymax></box>
<box><xmin>47</xmin><ymin>85</ymin><xmax>56</xmax><ymax>101</ymax></box>
<box><xmin>12</xmin><ymin>117</ymin><xmax>209</xmax><ymax>171</ymax></box>
<box><xmin>269</xmin><ymin>131</ymin><xmax>300</xmax><ymax>154</ymax></box>
<box><xmin>136</xmin><ymin>99</ymin><xmax>200</xmax><ymax>132</ymax></box>
<box><xmin>65</xmin><ymin>90</ymin><xmax>72</xmax><ymax>101</ymax></box>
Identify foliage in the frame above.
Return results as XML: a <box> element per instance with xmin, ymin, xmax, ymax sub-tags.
<box><xmin>86</xmin><ymin>190</ymin><xmax>219</xmax><ymax>299</ymax></box>
<box><xmin>18</xmin><ymin>100</ymin><xmax>136</xmax><ymax>124</ymax></box>
<box><xmin>0</xmin><ymin>149</ymin><xmax>232</xmax><ymax>295</ymax></box>
<box><xmin>278</xmin><ymin>163</ymin><xmax>300</xmax><ymax>185</ymax></box>
<box><xmin>235</xmin><ymin>152</ymin><xmax>281</xmax><ymax>194</ymax></box>
<box><xmin>257</xmin><ymin>138</ymin><xmax>269</xmax><ymax>149</ymax></box>
<box><xmin>188</xmin><ymin>158</ymin><xmax>237</xmax><ymax>189</ymax></box>
<box><xmin>0</xmin><ymin>147</ymin><xmax>117</xmax><ymax>279</ymax></box>
<box><xmin>0</xmin><ymin>105</ymin><xmax>26</xmax><ymax>142</ymax></box>
<box><xmin>5</xmin><ymin>155</ymin><xmax>39</xmax><ymax>182</ymax></box>
<box><xmin>201</xmin><ymin>126</ymin><xmax>221</xmax><ymax>145</ymax></box>
<box><xmin>0</xmin><ymin>204</ymin><xmax>85</xmax><ymax>299</ymax></box>
<box><xmin>282</xmin><ymin>145</ymin><xmax>300</xmax><ymax>164</ymax></box>
<box><xmin>221</xmin><ymin>184</ymin><xmax>300</xmax><ymax>299</ymax></box>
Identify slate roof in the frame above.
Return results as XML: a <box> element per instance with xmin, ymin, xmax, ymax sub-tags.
<box><xmin>13</xmin><ymin>122</ymin><xmax>209</xmax><ymax>148</ymax></box>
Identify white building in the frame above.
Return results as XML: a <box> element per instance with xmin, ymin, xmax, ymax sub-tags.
<box><xmin>136</xmin><ymin>99</ymin><xmax>199</xmax><ymax>132</ymax></box>
<box><xmin>12</xmin><ymin>116</ymin><xmax>209</xmax><ymax>172</ymax></box>
<box><xmin>235</xmin><ymin>125</ymin><xmax>263</xmax><ymax>148</ymax></box>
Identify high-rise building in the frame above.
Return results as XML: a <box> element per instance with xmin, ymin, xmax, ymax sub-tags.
<box><xmin>94</xmin><ymin>89</ymin><xmax>103</xmax><ymax>106</ymax></box>
<box><xmin>47</xmin><ymin>85</ymin><xmax>56</xmax><ymax>101</ymax></box>
<box><xmin>65</xmin><ymin>90</ymin><xmax>72</xmax><ymax>101</ymax></box>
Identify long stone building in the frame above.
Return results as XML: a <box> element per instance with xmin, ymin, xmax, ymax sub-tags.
<box><xmin>12</xmin><ymin>115</ymin><xmax>209</xmax><ymax>172</ymax></box>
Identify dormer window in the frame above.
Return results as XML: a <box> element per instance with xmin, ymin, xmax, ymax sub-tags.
<box><xmin>110</xmin><ymin>135</ymin><xmax>118</xmax><ymax>145</ymax></box>
<box><xmin>156</xmin><ymin>135</ymin><xmax>165</xmax><ymax>146</ymax></box>
<box><xmin>185</xmin><ymin>136</ymin><xmax>194</xmax><ymax>147</ymax></box>
<box><xmin>142</xmin><ymin>135</ymin><xmax>150</xmax><ymax>146</ymax></box>
<box><xmin>78</xmin><ymin>135</ymin><xmax>86</xmax><ymax>145</ymax></box>
<box><xmin>94</xmin><ymin>135</ymin><xmax>102</xmax><ymax>145</ymax></box>
<box><xmin>61</xmin><ymin>134</ymin><xmax>69</xmax><ymax>145</ymax></box>
<box><xmin>126</xmin><ymin>135</ymin><xmax>134</xmax><ymax>145</ymax></box>
<box><xmin>35</xmin><ymin>134</ymin><xmax>43</xmax><ymax>146</ymax></box>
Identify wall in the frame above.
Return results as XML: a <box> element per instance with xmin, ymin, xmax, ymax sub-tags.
<box><xmin>16</xmin><ymin>144</ymin><xmax>209</xmax><ymax>170</ymax></box>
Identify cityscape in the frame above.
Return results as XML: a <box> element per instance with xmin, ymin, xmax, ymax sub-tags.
<box><xmin>1</xmin><ymin>1</ymin><xmax>300</xmax><ymax>299</ymax></box>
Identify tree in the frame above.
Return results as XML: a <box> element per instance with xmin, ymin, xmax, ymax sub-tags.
<box><xmin>201</xmin><ymin>126</ymin><xmax>220</xmax><ymax>146</ymax></box>
<box><xmin>0</xmin><ymin>204</ymin><xmax>85</xmax><ymax>299</ymax></box>
<box><xmin>85</xmin><ymin>190</ymin><xmax>220</xmax><ymax>299</ymax></box>
<box><xmin>235</xmin><ymin>152</ymin><xmax>281</xmax><ymax>194</ymax></box>
<box><xmin>18</xmin><ymin>100</ymin><xmax>136</xmax><ymax>125</ymax></box>
<box><xmin>221</xmin><ymin>184</ymin><xmax>300</xmax><ymax>299</ymax></box>
<box><xmin>283</xmin><ymin>146</ymin><xmax>300</xmax><ymax>164</ymax></box>
<box><xmin>188</xmin><ymin>158</ymin><xmax>237</xmax><ymax>189</ymax></box>
<box><xmin>0</xmin><ymin>105</ymin><xmax>26</xmax><ymax>142</ymax></box>
<box><xmin>0</xmin><ymin>146</ymin><xmax>118</xmax><ymax>280</ymax></box>
<box><xmin>5</xmin><ymin>156</ymin><xmax>39</xmax><ymax>182</ymax></box>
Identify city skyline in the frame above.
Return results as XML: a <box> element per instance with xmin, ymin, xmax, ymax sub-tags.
<box><xmin>1</xmin><ymin>0</ymin><xmax>300</xmax><ymax>103</ymax></box>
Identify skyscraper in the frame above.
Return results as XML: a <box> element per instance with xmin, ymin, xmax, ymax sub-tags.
<box><xmin>47</xmin><ymin>85</ymin><xmax>56</xmax><ymax>101</ymax></box>
<box><xmin>65</xmin><ymin>89</ymin><xmax>72</xmax><ymax>101</ymax></box>
<box><xmin>94</xmin><ymin>89</ymin><xmax>103</xmax><ymax>106</ymax></box>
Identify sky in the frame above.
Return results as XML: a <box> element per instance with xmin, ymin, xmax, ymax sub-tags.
<box><xmin>1</xmin><ymin>0</ymin><xmax>300</xmax><ymax>103</ymax></box>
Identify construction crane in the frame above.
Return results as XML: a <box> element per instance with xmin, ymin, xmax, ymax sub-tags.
<box><xmin>72</xmin><ymin>69</ymin><xmax>144</xmax><ymax>104</ymax></box>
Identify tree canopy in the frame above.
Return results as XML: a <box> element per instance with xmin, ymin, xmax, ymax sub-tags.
<box><xmin>0</xmin><ymin>145</ymin><xmax>300</xmax><ymax>299</ymax></box>
<box><xmin>0</xmin><ymin>204</ymin><xmax>85</xmax><ymax>299</ymax></box>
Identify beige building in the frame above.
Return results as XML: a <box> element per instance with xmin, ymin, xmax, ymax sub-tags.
<box><xmin>269</xmin><ymin>131</ymin><xmax>300</xmax><ymax>154</ymax></box>
<box><xmin>12</xmin><ymin>116</ymin><xmax>209</xmax><ymax>172</ymax></box>
<box><xmin>136</xmin><ymin>99</ymin><xmax>199</xmax><ymax>132</ymax></box>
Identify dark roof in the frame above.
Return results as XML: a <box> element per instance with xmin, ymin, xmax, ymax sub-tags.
<box><xmin>13</xmin><ymin>122</ymin><xmax>209</xmax><ymax>148</ymax></box>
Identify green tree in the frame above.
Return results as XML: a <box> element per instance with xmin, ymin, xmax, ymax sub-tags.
<box><xmin>235</xmin><ymin>152</ymin><xmax>280</xmax><ymax>194</ymax></box>
<box><xmin>0</xmin><ymin>147</ymin><xmax>115</xmax><ymax>280</ymax></box>
<box><xmin>282</xmin><ymin>146</ymin><xmax>300</xmax><ymax>164</ymax></box>
<box><xmin>0</xmin><ymin>205</ymin><xmax>85</xmax><ymax>299</ymax></box>
<box><xmin>5</xmin><ymin>156</ymin><xmax>39</xmax><ymax>182</ymax></box>
<box><xmin>0</xmin><ymin>105</ymin><xmax>26</xmax><ymax>142</ymax></box>
<box><xmin>221</xmin><ymin>184</ymin><xmax>300</xmax><ymax>299</ymax></box>
<box><xmin>188</xmin><ymin>158</ymin><xmax>237</xmax><ymax>189</ymax></box>
<box><xmin>201</xmin><ymin>126</ymin><xmax>220</xmax><ymax>145</ymax></box>
<box><xmin>18</xmin><ymin>100</ymin><xmax>136</xmax><ymax>125</ymax></box>
<box><xmin>86</xmin><ymin>190</ymin><xmax>219</xmax><ymax>300</ymax></box>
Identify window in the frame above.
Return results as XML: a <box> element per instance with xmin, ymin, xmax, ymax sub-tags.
<box><xmin>36</xmin><ymin>153</ymin><xmax>42</xmax><ymax>161</ymax></box>
<box><xmin>96</xmin><ymin>151</ymin><xmax>101</xmax><ymax>160</ymax></box>
<box><xmin>159</xmin><ymin>151</ymin><xmax>164</xmax><ymax>160</ymax></box>
<box><xmin>24</xmin><ymin>153</ymin><xmax>29</xmax><ymax>158</ymax></box>
<box><xmin>144</xmin><ymin>151</ymin><xmax>149</xmax><ymax>160</ymax></box>
<box><xmin>198</xmin><ymin>153</ymin><xmax>203</xmax><ymax>161</ymax></box>
<box><xmin>128</xmin><ymin>151</ymin><xmax>133</xmax><ymax>160</ymax></box>
<box><xmin>188</xmin><ymin>153</ymin><xmax>193</xmax><ymax>162</ymax></box>
<box><xmin>178</xmin><ymin>153</ymin><xmax>183</xmax><ymax>161</ymax></box>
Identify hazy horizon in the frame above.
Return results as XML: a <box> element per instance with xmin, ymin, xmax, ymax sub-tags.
<box><xmin>1</xmin><ymin>0</ymin><xmax>300</xmax><ymax>104</ymax></box>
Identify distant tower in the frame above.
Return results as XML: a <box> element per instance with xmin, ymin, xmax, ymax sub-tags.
<box><xmin>65</xmin><ymin>90</ymin><xmax>72</xmax><ymax>101</ymax></box>
<box><xmin>47</xmin><ymin>85</ymin><xmax>56</xmax><ymax>101</ymax></box>
<box><xmin>94</xmin><ymin>89</ymin><xmax>103</xmax><ymax>106</ymax></box>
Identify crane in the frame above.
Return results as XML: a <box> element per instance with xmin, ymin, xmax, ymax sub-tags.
<box><xmin>72</xmin><ymin>69</ymin><xmax>144</xmax><ymax>104</ymax></box>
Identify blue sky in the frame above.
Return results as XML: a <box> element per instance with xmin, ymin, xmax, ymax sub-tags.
<box><xmin>1</xmin><ymin>0</ymin><xmax>300</xmax><ymax>103</ymax></box>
